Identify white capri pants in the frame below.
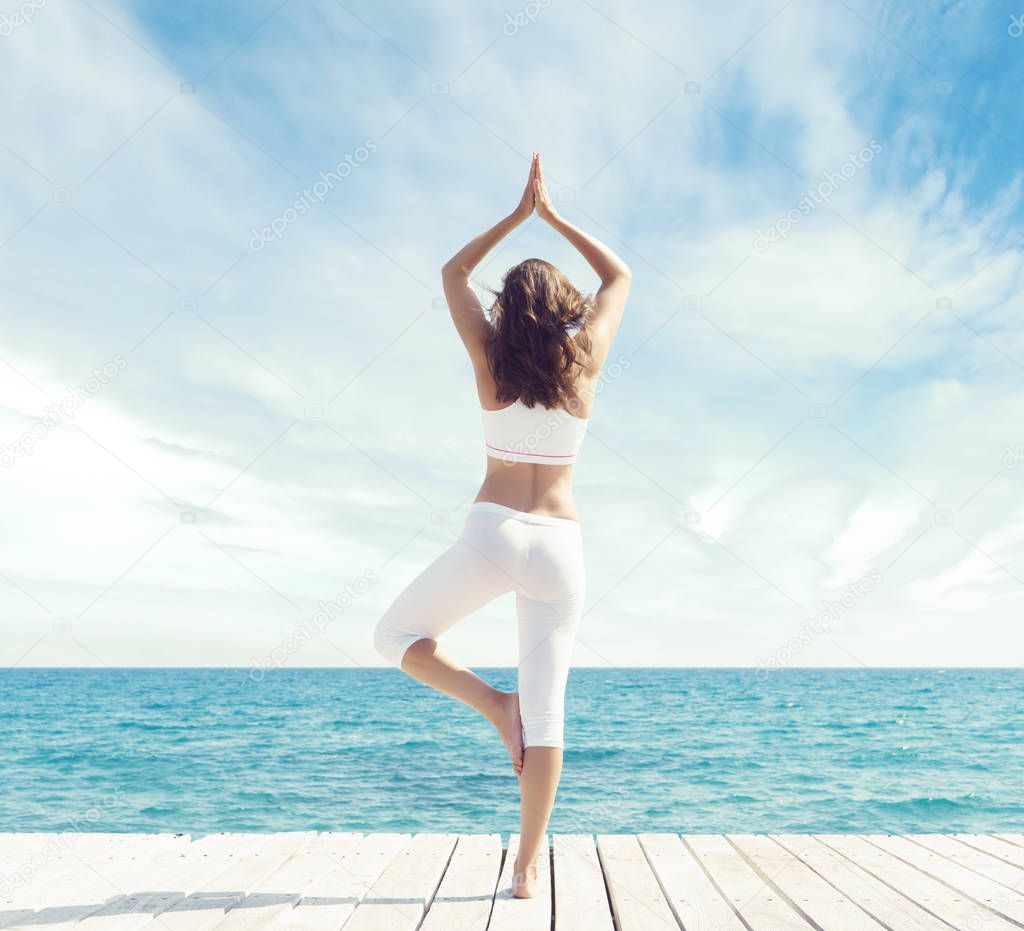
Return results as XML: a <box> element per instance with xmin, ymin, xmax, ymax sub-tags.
<box><xmin>373</xmin><ymin>501</ymin><xmax>585</xmax><ymax>748</ymax></box>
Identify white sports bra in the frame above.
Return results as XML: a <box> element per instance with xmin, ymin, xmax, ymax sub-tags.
<box><xmin>481</xmin><ymin>398</ymin><xmax>589</xmax><ymax>465</ymax></box>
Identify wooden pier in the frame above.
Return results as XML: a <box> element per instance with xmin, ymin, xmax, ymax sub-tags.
<box><xmin>3</xmin><ymin>831</ymin><xmax>1024</xmax><ymax>929</ymax></box>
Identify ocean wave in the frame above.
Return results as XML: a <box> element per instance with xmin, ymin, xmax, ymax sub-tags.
<box><xmin>5</xmin><ymin>668</ymin><xmax>1024</xmax><ymax>836</ymax></box>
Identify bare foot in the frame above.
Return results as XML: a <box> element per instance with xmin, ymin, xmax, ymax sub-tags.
<box><xmin>484</xmin><ymin>691</ymin><xmax>523</xmax><ymax>775</ymax></box>
<box><xmin>512</xmin><ymin>859</ymin><xmax>538</xmax><ymax>898</ymax></box>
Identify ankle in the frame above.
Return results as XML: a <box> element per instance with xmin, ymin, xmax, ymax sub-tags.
<box><xmin>513</xmin><ymin>858</ymin><xmax>537</xmax><ymax>879</ymax></box>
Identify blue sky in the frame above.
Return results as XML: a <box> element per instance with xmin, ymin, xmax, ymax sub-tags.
<box><xmin>1</xmin><ymin>0</ymin><xmax>1022</xmax><ymax>669</ymax></box>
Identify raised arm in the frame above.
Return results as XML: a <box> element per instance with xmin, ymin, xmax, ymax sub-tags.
<box><xmin>441</xmin><ymin>155</ymin><xmax>539</xmax><ymax>361</ymax></box>
<box><xmin>533</xmin><ymin>156</ymin><xmax>631</xmax><ymax>368</ymax></box>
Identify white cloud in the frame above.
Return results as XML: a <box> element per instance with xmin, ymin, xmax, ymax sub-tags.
<box><xmin>1</xmin><ymin>0</ymin><xmax>1023</xmax><ymax>667</ymax></box>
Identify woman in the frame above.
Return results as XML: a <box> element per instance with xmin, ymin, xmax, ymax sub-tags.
<box><xmin>373</xmin><ymin>153</ymin><xmax>631</xmax><ymax>898</ymax></box>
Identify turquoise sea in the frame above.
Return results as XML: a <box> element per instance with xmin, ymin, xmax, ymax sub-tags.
<box><xmin>2</xmin><ymin>668</ymin><xmax>1022</xmax><ymax>836</ymax></box>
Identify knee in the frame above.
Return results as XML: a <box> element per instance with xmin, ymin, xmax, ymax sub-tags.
<box><xmin>399</xmin><ymin>636</ymin><xmax>437</xmax><ymax>669</ymax></box>
<box><xmin>373</xmin><ymin>612</ymin><xmax>433</xmax><ymax>668</ymax></box>
<box><xmin>373</xmin><ymin>615</ymin><xmax>408</xmax><ymax>667</ymax></box>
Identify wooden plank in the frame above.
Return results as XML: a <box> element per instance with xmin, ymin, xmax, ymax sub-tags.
<box><xmin>0</xmin><ymin>834</ymin><xmax>60</xmax><ymax>867</ymax></box>
<box><xmin>2</xmin><ymin>834</ymin><xmax>185</xmax><ymax>908</ymax></box>
<box><xmin>552</xmin><ymin>835</ymin><xmax>613</xmax><ymax>931</ymax></box>
<box><xmin>14</xmin><ymin>832</ymin><xmax>1024</xmax><ymax>931</ymax></box>
<box><xmin>0</xmin><ymin>835</ymin><xmax>184</xmax><ymax>930</ymax></box>
<box><xmin>955</xmin><ymin>834</ymin><xmax>1024</xmax><ymax>870</ymax></box>
<box><xmin>139</xmin><ymin>833</ymin><xmax>307</xmax><ymax>930</ymax></box>
<box><xmin>913</xmin><ymin>834</ymin><xmax>1024</xmax><ymax>888</ymax></box>
<box><xmin>0</xmin><ymin>833</ymin><xmax>150</xmax><ymax>861</ymax></box>
<box><xmin>685</xmin><ymin>835</ymin><xmax>812</xmax><ymax>931</ymax></box>
<box><xmin>273</xmin><ymin>833</ymin><xmax>410</xmax><ymax>931</ymax></box>
<box><xmin>773</xmin><ymin>835</ymin><xmax>952</xmax><ymax>931</ymax></box>
<box><xmin>488</xmin><ymin>834</ymin><xmax>551</xmax><ymax>931</ymax></box>
<box><xmin>2</xmin><ymin>835</ymin><xmax>187</xmax><ymax>906</ymax></box>
<box><xmin>638</xmin><ymin>833</ymin><xmax>743</xmax><ymax>931</ymax></box>
<box><xmin>63</xmin><ymin>833</ymin><xmax>341</xmax><ymax>930</ymax></box>
<box><xmin>0</xmin><ymin>834</ymin><xmax>58</xmax><ymax>847</ymax></box>
<box><xmin>71</xmin><ymin>833</ymin><xmax>245</xmax><ymax>928</ymax></box>
<box><xmin>5</xmin><ymin>835</ymin><xmax>191</xmax><ymax>930</ymax></box>
<box><xmin>214</xmin><ymin>833</ymin><xmax>362</xmax><ymax>930</ymax></box>
<box><xmin>338</xmin><ymin>833</ymin><xmax>456</xmax><ymax>931</ymax></box>
<box><xmin>729</xmin><ymin>834</ymin><xmax>884</xmax><ymax>930</ymax></box>
<box><xmin>867</xmin><ymin>834</ymin><xmax>1024</xmax><ymax>925</ymax></box>
<box><xmin>596</xmin><ymin>834</ymin><xmax>677</xmax><ymax>931</ymax></box>
<box><xmin>419</xmin><ymin>834</ymin><xmax>501</xmax><ymax>931</ymax></box>
<box><xmin>34</xmin><ymin>835</ymin><xmax>251</xmax><ymax>931</ymax></box>
<box><xmin>0</xmin><ymin>901</ymin><xmax>33</xmax><ymax>928</ymax></box>
<box><xmin>0</xmin><ymin>835</ymin><xmax>185</xmax><ymax>930</ymax></box>
<box><xmin>821</xmin><ymin>834</ymin><xmax>1020</xmax><ymax>931</ymax></box>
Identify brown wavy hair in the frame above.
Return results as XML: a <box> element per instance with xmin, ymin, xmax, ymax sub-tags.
<box><xmin>484</xmin><ymin>258</ymin><xmax>592</xmax><ymax>411</ymax></box>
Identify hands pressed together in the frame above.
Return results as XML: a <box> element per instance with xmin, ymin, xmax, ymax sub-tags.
<box><xmin>514</xmin><ymin>152</ymin><xmax>559</xmax><ymax>224</ymax></box>
<box><xmin>443</xmin><ymin>149</ymin><xmax>630</xmax><ymax>362</ymax></box>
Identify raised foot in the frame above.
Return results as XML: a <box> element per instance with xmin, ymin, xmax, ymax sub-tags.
<box><xmin>485</xmin><ymin>691</ymin><xmax>524</xmax><ymax>775</ymax></box>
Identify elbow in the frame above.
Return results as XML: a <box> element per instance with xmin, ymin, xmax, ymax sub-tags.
<box><xmin>603</xmin><ymin>264</ymin><xmax>631</xmax><ymax>286</ymax></box>
<box><xmin>441</xmin><ymin>259</ymin><xmax>466</xmax><ymax>283</ymax></box>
